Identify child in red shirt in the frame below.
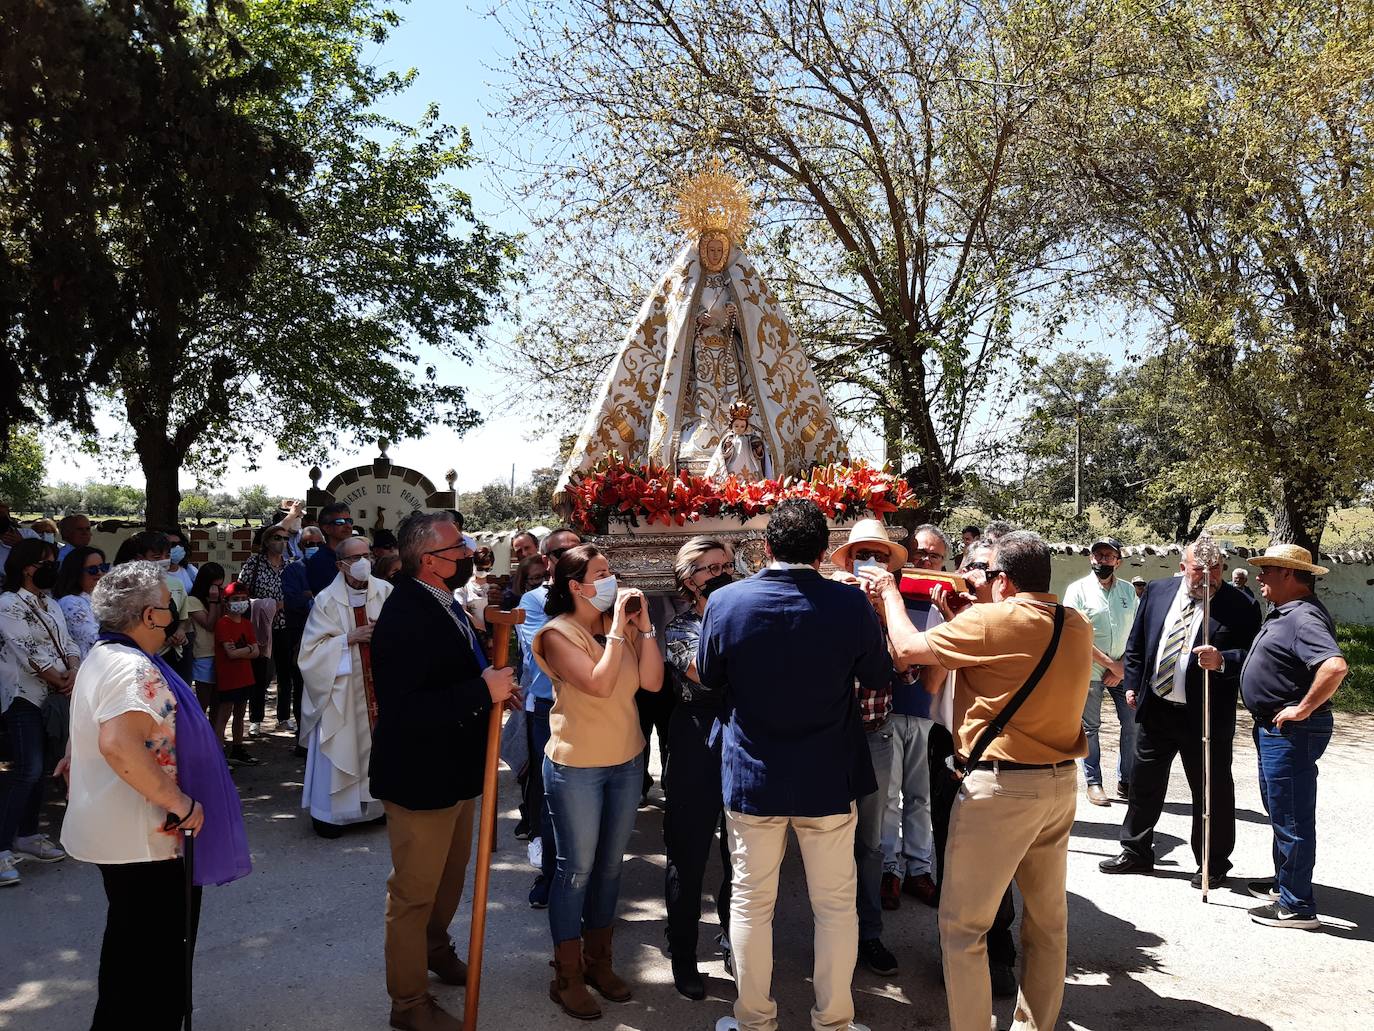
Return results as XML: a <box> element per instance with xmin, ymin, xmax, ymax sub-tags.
<box><xmin>213</xmin><ymin>581</ymin><xmax>261</xmax><ymax>765</ymax></box>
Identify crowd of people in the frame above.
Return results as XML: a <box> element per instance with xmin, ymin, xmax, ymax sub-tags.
<box><xmin>0</xmin><ymin>494</ymin><xmax>1352</xmax><ymax>1030</ymax></box>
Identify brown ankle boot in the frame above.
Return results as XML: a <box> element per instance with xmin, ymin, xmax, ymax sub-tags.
<box><xmin>582</xmin><ymin>925</ymin><xmax>632</xmax><ymax>1002</ymax></box>
<box><xmin>549</xmin><ymin>939</ymin><xmax>601</xmax><ymax>1020</ymax></box>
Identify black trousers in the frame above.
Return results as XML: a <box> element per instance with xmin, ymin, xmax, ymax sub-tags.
<box><xmin>928</xmin><ymin>722</ymin><xmax>1017</xmax><ymax>965</ymax></box>
<box><xmin>663</xmin><ymin>706</ymin><xmax>731</xmax><ymax>957</ymax></box>
<box><xmin>94</xmin><ymin>859</ymin><xmax>202</xmax><ymax>1031</ymax></box>
<box><xmin>1119</xmin><ymin>699</ymin><xmax>1235</xmax><ymax>873</ymax></box>
<box><xmin>637</xmin><ymin>682</ymin><xmax>676</xmax><ymax>794</ymax></box>
<box><xmin>248</xmin><ymin>654</ymin><xmax>272</xmax><ymax>724</ymax></box>
<box><xmin>274</xmin><ymin>624</ymin><xmax>304</xmax><ymax>722</ymax></box>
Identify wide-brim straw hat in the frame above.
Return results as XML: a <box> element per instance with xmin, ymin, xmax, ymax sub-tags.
<box><xmin>831</xmin><ymin>518</ymin><xmax>907</xmax><ymax>571</ymax></box>
<box><xmin>1248</xmin><ymin>544</ymin><xmax>1328</xmax><ymax>576</ymax></box>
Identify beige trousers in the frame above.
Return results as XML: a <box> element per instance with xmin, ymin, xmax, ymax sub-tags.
<box><xmin>939</xmin><ymin>764</ymin><xmax>1076</xmax><ymax>1031</ymax></box>
<box><xmin>726</xmin><ymin>804</ymin><xmax>859</xmax><ymax>1031</ymax></box>
<box><xmin>383</xmin><ymin>797</ymin><xmax>476</xmax><ymax>1011</ymax></box>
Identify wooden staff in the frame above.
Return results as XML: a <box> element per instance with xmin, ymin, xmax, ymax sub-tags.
<box><xmin>464</xmin><ymin>606</ymin><xmax>525</xmax><ymax>1031</ymax></box>
<box><xmin>1194</xmin><ymin>532</ymin><xmax>1221</xmax><ymax>904</ymax></box>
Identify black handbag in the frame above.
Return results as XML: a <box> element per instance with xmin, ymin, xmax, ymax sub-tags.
<box><xmin>946</xmin><ymin>604</ymin><xmax>1066</xmax><ymax>782</ymax></box>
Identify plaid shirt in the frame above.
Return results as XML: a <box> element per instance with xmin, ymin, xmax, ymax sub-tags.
<box><xmin>855</xmin><ymin>659</ymin><xmax>895</xmax><ymax>730</ymax></box>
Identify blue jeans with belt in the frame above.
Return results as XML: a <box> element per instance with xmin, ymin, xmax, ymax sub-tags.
<box><xmin>544</xmin><ymin>753</ymin><xmax>644</xmax><ymax>943</ymax></box>
<box><xmin>1254</xmin><ymin>711</ymin><xmax>1333</xmax><ymax>916</ymax></box>
<box><xmin>856</xmin><ymin>722</ymin><xmax>894</xmax><ymax>941</ymax></box>
<box><xmin>0</xmin><ymin>698</ymin><xmax>46</xmax><ymax>850</ymax></box>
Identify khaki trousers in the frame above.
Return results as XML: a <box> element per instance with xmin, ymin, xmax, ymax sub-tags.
<box><xmin>939</xmin><ymin>764</ymin><xmax>1076</xmax><ymax>1031</ymax></box>
<box><xmin>726</xmin><ymin>804</ymin><xmax>858</xmax><ymax>1031</ymax></box>
<box><xmin>383</xmin><ymin>797</ymin><xmax>476</xmax><ymax>1011</ymax></box>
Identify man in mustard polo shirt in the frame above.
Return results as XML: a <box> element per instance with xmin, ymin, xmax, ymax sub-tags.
<box><xmin>861</xmin><ymin>530</ymin><xmax>1092</xmax><ymax>1031</ymax></box>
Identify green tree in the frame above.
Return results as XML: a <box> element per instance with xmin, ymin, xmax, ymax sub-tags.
<box><xmin>1</xmin><ymin>0</ymin><xmax>304</xmax><ymax>460</ymax></box>
<box><xmin>41</xmin><ymin>482</ymin><xmax>85</xmax><ymax>515</ymax></box>
<box><xmin>179</xmin><ymin>492</ymin><xmax>212</xmax><ymax>525</ymax></box>
<box><xmin>0</xmin><ymin>431</ymin><xmax>44</xmax><ymax>511</ymax></box>
<box><xmin>109</xmin><ymin>0</ymin><xmax>516</xmax><ymax>526</ymax></box>
<box><xmin>234</xmin><ymin>484</ymin><xmax>274</xmax><ymax>522</ymax></box>
<box><xmin>495</xmin><ymin>0</ymin><xmax>1109</xmax><ymax>516</ymax></box>
<box><xmin>1056</xmin><ymin>0</ymin><xmax>1374</xmax><ymax>552</ymax></box>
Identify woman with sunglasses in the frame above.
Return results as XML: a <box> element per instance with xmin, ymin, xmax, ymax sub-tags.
<box><xmin>55</xmin><ymin>547</ymin><xmax>109</xmax><ymax>659</ymax></box>
<box><xmin>532</xmin><ymin>544</ymin><xmax>664</xmax><ymax>1020</ymax></box>
<box><xmin>237</xmin><ymin>524</ymin><xmax>290</xmax><ymax>734</ymax></box>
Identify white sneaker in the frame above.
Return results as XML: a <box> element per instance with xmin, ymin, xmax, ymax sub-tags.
<box><xmin>527</xmin><ymin>836</ymin><xmax>543</xmax><ymax>870</ymax></box>
<box><xmin>287</xmin><ymin>717</ymin><xmax>297</xmax><ymax>733</ymax></box>
<box><xmin>0</xmin><ymin>851</ymin><xmax>20</xmax><ymax>887</ymax></box>
<box><xmin>13</xmin><ymin>834</ymin><xmax>66</xmax><ymax>864</ymax></box>
<box><xmin>248</xmin><ymin>722</ymin><xmax>260</xmax><ymax>737</ymax></box>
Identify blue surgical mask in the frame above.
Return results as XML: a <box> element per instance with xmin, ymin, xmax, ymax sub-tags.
<box><xmin>169</xmin><ymin>545</ymin><xmax>186</xmax><ymax>565</ymax></box>
<box><xmin>304</xmin><ymin>546</ymin><xmax>319</xmax><ymax>559</ymax></box>
<box><xmin>853</xmin><ymin>558</ymin><xmax>882</xmax><ymax>575</ymax></box>
<box><xmin>585</xmin><ymin>575</ymin><xmax>618</xmax><ymax>612</ymax></box>
<box><xmin>40</xmin><ymin>532</ymin><xmax>56</xmax><ymax>544</ymax></box>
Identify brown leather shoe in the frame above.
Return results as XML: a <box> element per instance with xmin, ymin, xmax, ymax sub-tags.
<box><xmin>902</xmin><ymin>873</ymin><xmax>938</xmax><ymax>907</ymax></box>
<box><xmin>1086</xmin><ymin>784</ymin><xmax>1110</xmax><ymax>806</ymax></box>
<box><xmin>582</xmin><ymin>925</ymin><xmax>632</xmax><ymax>1002</ymax></box>
<box><xmin>427</xmin><ymin>945</ymin><xmax>467</xmax><ymax>986</ymax></box>
<box><xmin>880</xmin><ymin>871</ymin><xmax>901</xmax><ymax>911</ymax></box>
<box><xmin>549</xmin><ymin>939</ymin><xmax>601</xmax><ymax>1020</ymax></box>
<box><xmin>389</xmin><ymin>994</ymin><xmax>462</xmax><ymax>1031</ymax></box>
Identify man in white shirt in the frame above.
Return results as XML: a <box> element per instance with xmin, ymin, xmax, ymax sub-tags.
<box><xmin>1062</xmin><ymin>537</ymin><xmax>1139</xmax><ymax>805</ymax></box>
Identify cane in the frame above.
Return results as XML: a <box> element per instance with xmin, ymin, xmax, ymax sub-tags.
<box><xmin>464</xmin><ymin>606</ymin><xmax>526</xmax><ymax>1031</ymax></box>
<box><xmin>1194</xmin><ymin>532</ymin><xmax>1220</xmax><ymax>903</ymax></box>
<box><xmin>183</xmin><ymin>828</ymin><xmax>195</xmax><ymax>1030</ymax></box>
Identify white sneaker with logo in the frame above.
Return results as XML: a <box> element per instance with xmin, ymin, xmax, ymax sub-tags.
<box><xmin>527</xmin><ymin>836</ymin><xmax>543</xmax><ymax>870</ymax></box>
<box><xmin>13</xmin><ymin>833</ymin><xmax>66</xmax><ymax>864</ymax></box>
<box><xmin>0</xmin><ymin>851</ymin><xmax>20</xmax><ymax>887</ymax></box>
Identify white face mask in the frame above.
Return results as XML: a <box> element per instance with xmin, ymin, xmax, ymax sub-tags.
<box><xmin>157</xmin><ymin>558</ymin><xmax>172</xmax><ymax>571</ymax></box>
<box><xmin>228</xmin><ymin>600</ymin><xmax>250</xmax><ymax>615</ymax></box>
<box><xmin>346</xmin><ymin>557</ymin><xmax>371</xmax><ymax>581</ymax></box>
<box><xmin>582</xmin><ymin>575</ymin><xmax>618</xmax><ymax>612</ymax></box>
<box><xmin>853</xmin><ymin>557</ymin><xmax>882</xmax><ymax>575</ymax></box>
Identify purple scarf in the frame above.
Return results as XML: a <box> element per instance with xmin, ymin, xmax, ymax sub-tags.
<box><xmin>97</xmin><ymin>634</ymin><xmax>252</xmax><ymax>887</ymax></box>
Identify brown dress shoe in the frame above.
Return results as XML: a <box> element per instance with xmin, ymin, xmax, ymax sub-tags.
<box><xmin>902</xmin><ymin>873</ymin><xmax>938</xmax><ymax>907</ymax></box>
<box><xmin>1086</xmin><ymin>784</ymin><xmax>1110</xmax><ymax>806</ymax></box>
<box><xmin>582</xmin><ymin>925</ymin><xmax>632</xmax><ymax>1002</ymax></box>
<box><xmin>427</xmin><ymin>945</ymin><xmax>468</xmax><ymax>986</ymax></box>
<box><xmin>389</xmin><ymin>994</ymin><xmax>462</xmax><ymax>1031</ymax></box>
<box><xmin>880</xmin><ymin>871</ymin><xmax>902</xmax><ymax>911</ymax></box>
<box><xmin>550</xmin><ymin>939</ymin><xmax>601</xmax><ymax>1020</ymax></box>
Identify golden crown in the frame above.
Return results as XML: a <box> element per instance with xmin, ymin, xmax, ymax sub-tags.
<box><xmin>675</xmin><ymin>157</ymin><xmax>752</xmax><ymax>243</ymax></box>
<box><xmin>728</xmin><ymin>398</ymin><xmax>754</xmax><ymax>421</ymax></box>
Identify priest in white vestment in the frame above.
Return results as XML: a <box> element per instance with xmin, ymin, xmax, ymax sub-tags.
<box><xmin>298</xmin><ymin>535</ymin><xmax>391</xmax><ymax>837</ymax></box>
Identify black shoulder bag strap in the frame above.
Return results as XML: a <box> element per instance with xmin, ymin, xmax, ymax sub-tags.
<box><xmin>951</xmin><ymin>603</ymin><xmax>1066</xmax><ymax>779</ymax></box>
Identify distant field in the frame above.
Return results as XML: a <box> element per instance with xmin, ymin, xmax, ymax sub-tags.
<box><xmin>1336</xmin><ymin>624</ymin><xmax>1374</xmax><ymax>713</ymax></box>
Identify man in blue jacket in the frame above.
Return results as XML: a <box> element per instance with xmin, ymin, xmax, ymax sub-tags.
<box><xmin>699</xmin><ymin>498</ymin><xmax>891</xmax><ymax>1031</ymax></box>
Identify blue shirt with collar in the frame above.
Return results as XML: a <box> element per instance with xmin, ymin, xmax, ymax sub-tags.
<box><xmin>1241</xmin><ymin>594</ymin><xmax>1343</xmax><ymax>722</ymax></box>
<box><xmin>698</xmin><ymin>565</ymin><xmax>892</xmax><ymax>817</ymax></box>
<box><xmin>516</xmin><ymin>585</ymin><xmax>553</xmax><ymax>707</ymax></box>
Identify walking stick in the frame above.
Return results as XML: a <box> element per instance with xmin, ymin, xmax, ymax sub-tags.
<box><xmin>1194</xmin><ymin>533</ymin><xmax>1220</xmax><ymax>904</ymax></box>
<box><xmin>183</xmin><ymin>828</ymin><xmax>195</xmax><ymax>1031</ymax></box>
<box><xmin>464</xmin><ymin>606</ymin><xmax>525</xmax><ymax>1031</ymax></box>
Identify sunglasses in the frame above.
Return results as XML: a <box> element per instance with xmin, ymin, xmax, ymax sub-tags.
<box><xmin>983</xmin><ymin>568</ymin><xmax>1006</xmax><ymax>580</ymax></box>
<box><xmin>547</xmin><ymin>546</ymin><xmax>573</xmax><ymax>561</ymax></box>
<box><xmin>961</xmin><ymin>561</ymin><xmax>990</xmax><ymax>573</ymax></box>
<box><xmin>325</xmin><ymin>517</ymin><xmax>354</xmax><ymax>526</ymax></box>
<box><xmin>267</xmin><ymin>536</ymin><xmax>288</xmax><ymax>543</ymax></box>
<box><xmin>84</xmin><ymin>563</ymin><xmax>112</xmax><ymax>576</ymax></box>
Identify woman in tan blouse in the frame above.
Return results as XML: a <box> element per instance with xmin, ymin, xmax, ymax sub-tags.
<box><xmin>533</xmin><ymin>543</ymin><xmax>664</xmax><ymax>1020</ymax></box>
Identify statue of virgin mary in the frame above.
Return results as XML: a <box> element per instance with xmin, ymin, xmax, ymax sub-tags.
<box><xmin>555</xmin><ymin>159</ymin><xmax>846</xmax><ymax>500</ymax></box>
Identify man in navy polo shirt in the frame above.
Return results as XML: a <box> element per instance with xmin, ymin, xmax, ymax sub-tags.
<box><xmin>1242</xmin><ymin>544</ymin><xmax>1348</xmax><ymax>929</ymax></box>
<box><xmin>700</xmin><ymin>498</ymin><xmax>891</xmax><ymax>1031</ymax></box>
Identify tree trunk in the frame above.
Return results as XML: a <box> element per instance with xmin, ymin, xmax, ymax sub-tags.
<box><xmin>1270</xmin><ymin>478</ymin><xmax>1327</xmax><ymax>555</ymax></box>
<box><xmin>138</xmin><ymin>442</ymin><xmax>182</xmax><ymax>530</ymax></box>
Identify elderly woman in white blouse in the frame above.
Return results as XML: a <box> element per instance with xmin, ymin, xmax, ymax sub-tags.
<box><xmin>0</xmin><ymin>538</ymin><xmax>78</xmax><ymax>886</ymax></box>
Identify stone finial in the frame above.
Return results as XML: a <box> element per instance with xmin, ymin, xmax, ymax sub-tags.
<box><xmin>445</xmin><ymin>469</ymin><xmax>457</xmax><ymax>489</ymax></box>
<box><xmin>309</xmin><ymin>465</ymin><xmax>322</xmax><ymax>488</ymax></box>
<box><xmin>378</xmin><ymin>438</ymin><xmax>390</xmax><ymax>459</ymax></box>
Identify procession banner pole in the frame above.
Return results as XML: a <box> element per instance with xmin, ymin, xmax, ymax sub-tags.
<box><xmin>1194</xmin><ymin>532</ymin><xmax>1220</xmax><ymax>904</ymax></box>
<box><xmin>464</xmin><ymin>606</ymin><xmax>525</xmax><ymax>1031</ymax></box>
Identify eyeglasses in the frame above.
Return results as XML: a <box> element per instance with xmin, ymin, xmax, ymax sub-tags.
<box><xmin>267</xmin><ymin>536</ymin><xmax>288</xmax><ymax>543</ymax></box>
<box><xmin>691</xmin><ymin>562</ymin><xmax>730</xmax><ymax>577</ymax></box>
<box><xmin>910</xmin><ymin>548</ymin><xmax>947</xmax><ymax>562</ymax></box>
<box><xmin>325</xmin><ymin>517</ymin><xmax>353</xmax><ymax>526</ymax></box>
<box><xmin>546</xmin><ymin>546</ymin><xmax>572</xmax><ymax>561</ymax></box>
<box><xmin>960</xmin><ymin>561</ymin><xmax>989</xmax><ymax>573</ymax></box>
<box><xmin>84</xmin><ymin>563</ymin><xmax>111</xmax><ymax>576</ymax></box>
<box><xmin>339</xmin><ymin>551</ymin><xmax>373</xmax><ymax>562</ymax></box>
<box><xmin>425</xmin><ymin>544</ymin><xmax>470</xmax><ymax>558</ymax></box>
<box><xmin>852</xmin><ymin>550</ymin><xmax>889</xmax><ymax>563</ymax></box>
<box><xmin>983</xmin><ymin>568</ymin><xmax>1006</xmax><ymax>580</ymax></box>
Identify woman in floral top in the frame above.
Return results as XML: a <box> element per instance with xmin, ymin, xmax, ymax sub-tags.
<box><xmin>0</xmin><ymin>539</ymin><xmax>78</xmax><ymax>886</ymax></box>
<box><xmin>55</xmin><ymin>546</ymin><xmax>108</xmax><ymax>658</ymax></box>
<box><xmin>236</xmin><ymin>524</ymin><xmax>288</xmax><ymax>731</ymax></box>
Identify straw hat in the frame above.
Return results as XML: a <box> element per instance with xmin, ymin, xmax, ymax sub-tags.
<box><xmin>1248</xmin><ymin>544</ymin><xmax>1328</xmax><ymax>576</ymax></box>
<box><xmin>831</xmin><ymin>518</ymin><xmax>907</xmax><ymax>571</ymax></box>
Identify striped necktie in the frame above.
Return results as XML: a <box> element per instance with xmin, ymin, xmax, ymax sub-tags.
<box><xmin>1152</xmin><ymin>595</ymin><xmax>1197</xmax><ymax>698</ymax></box>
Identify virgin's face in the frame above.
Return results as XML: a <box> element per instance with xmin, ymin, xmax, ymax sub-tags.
<box><xmin>701</xmin><ymin>232</ymin><xmax>728</xmax><ymax>272</ymax></box>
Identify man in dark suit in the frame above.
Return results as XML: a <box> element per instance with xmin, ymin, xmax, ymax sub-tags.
<box><xmin>1100</xmin><ymin>543</ymin><xmax>1260</xmax><ymax>888</ymax></box>
<box><xmin>698</xmin><ymin>498</ymin><xmax>892</xmax><ymax>1031</ymax></box>
<box><xmin>369</xmin><ymin>511</ymin><xmax>518</xmax><ymax>1031</ymax></box>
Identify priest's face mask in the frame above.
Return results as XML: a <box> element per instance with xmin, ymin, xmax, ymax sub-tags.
<box><xmin>700</xmin><ymin>231</ymin><xmax>729</xmax><ymax>273</ymax></box>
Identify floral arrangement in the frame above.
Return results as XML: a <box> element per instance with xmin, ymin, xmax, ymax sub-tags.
<box><xmin>566</xmin><ymin>454</ymin><xmax>917</xmax><ymax>533</ymax></box>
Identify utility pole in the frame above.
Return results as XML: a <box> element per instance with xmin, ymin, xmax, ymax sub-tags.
<box><xmin>1074</xmin><ymin>406</ymin><xmax>1083</xmax><ymax>516</ymax></box>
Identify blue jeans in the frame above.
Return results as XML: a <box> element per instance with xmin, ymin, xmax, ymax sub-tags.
<box><xmin>543</xmin><ymin>753</ymin><xmax>643</xmax><ymax>944</ymax></box>
<box><xmin>1255</xmin><ymin>711</ymin><xmax>1333</xmax><ymax>916</ymax></box>
<box><xmin>1081</xmin><ymin>680</ymin><xmax>1137</xmax><ymax>787</ymax></box>
<box><xmin>1</xmin><ymin>698</ymin><xmax>46</xmax><ymax>850</ymax></box>
<box><xmin>855</xmin><ymin>723</ymin><xmax>894</xmax><ymax>941</ymax></box>
<box><xmin>527</xmin><ymin>701</ymin><xmax>556</xmax><ymax>883</ymax></box>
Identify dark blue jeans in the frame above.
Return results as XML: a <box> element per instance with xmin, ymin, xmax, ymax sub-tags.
<box><xmin>1254</xmin><ymin>711</ymin><xmax>1333</xmax><ymax>916</ymax></box>
<box><xmin>544</xmin><ymin>753</ymin><xmax>643</xmax><ymax>944</ymax></box>
<box><xmin>526</xmin><ymin>700</ymin><xmax>556</xmax><ymax>882</ymax></box>
<box><xmin>1</xmin><ymin>698</ymin><xmax>46</xmax><ymax>850</ymax></box>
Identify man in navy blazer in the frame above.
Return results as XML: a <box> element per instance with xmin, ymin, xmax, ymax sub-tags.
<box><xmin>699</xmin><ymin>498</ymin><xmax>891</xmax><ymax>1031</ymax></box>
<box><xmin>369</xmin><ymin>510</ymin><xmax>518</xmax><ymax>1031</ymax></box>
<box><xmin>1100</xmin><ymin>543</ymin><xmax>1260</xmax><ymax>887</ymax></box>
